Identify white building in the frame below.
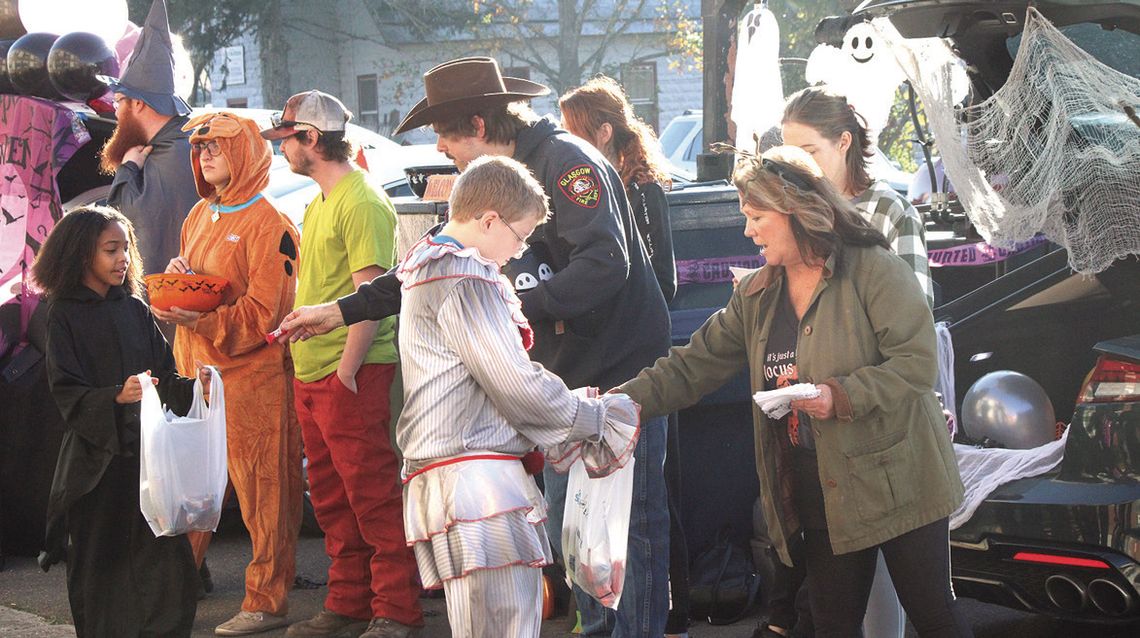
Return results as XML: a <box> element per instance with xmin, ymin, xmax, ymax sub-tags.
<box><xmin>207</xmin><ymin>0</ymin><xmax>702</xmax><ymax>144</ymax></box>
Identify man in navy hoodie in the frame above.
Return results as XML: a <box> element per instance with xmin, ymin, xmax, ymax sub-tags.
<box><xmin>281</xmin><ymin>57</ymin><xmax>672</xmax><ymax>637</ymax></box>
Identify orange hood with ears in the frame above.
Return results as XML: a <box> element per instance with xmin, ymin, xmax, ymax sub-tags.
<box><xmin>183</xmin><ymin>112</ymin><xmax>272</xmax><ymax>206</ymax></box>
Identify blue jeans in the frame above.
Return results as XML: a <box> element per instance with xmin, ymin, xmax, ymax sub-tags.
<box><xmin>544</xmin><ymin>415</ymin><xmax>670</xmax><ymax>637</ymax></box>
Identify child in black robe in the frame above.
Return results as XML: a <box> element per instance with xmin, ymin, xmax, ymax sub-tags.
<box><xmin>33</xmin><ymin>206</ymin><xmax>207</xmax><ymax>637</ymax></box>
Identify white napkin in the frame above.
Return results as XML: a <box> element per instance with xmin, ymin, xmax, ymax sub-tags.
<box><xmin>753</xmin><ymin>383</ymin><xmax>821</xmax><ymax>419</ymax></box>
<box><xmin>730</xmin><ymin>266</ymin><xmax>758</xmax><ymax>282</ymax></box>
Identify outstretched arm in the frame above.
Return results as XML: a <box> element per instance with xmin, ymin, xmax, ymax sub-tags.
<box><xmin>275</xmin><ymin>264</ymin><xmax>402</xmax><ymax>342</ymax></box>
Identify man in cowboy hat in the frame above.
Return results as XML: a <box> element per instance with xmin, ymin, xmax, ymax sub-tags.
<box><xmin>260</xmin><ymin>90</ymin><xmax>424</xmax><ymax>638</ymax></box>
<box><xmin>97</xmin><ymin>0</ymin><xmax>197</xmax><ymax>293</ymax></box>
<box><xmin>279</xmin><ymin>56</ymin><xmax>673</xmax><ymax>637</ymax></box>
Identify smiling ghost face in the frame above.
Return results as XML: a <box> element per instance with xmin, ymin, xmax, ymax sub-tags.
<box><xmin>843</xmin><ymin>22</ymin><xmax>879</xmax><ymax>64</ymax></box>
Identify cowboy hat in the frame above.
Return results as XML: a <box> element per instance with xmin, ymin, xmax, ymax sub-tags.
<box><xmin>395</xmin><ymin>57</ymin><xmax>549</xmax><ymax>134</ymax></box>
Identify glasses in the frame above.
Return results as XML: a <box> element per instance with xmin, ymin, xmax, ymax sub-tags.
<box><xmin>270</xmin><ymin>111</ymin><xmax>321</xmax><ymax>133</ymax></box>
<box><xmin>498</xmin><ymin>216</ymin><xmax>528</xmax><ymax>245</ymax></box>
<box><xmin>192</xmin><ymin>140</ymin><xmax>222</xmax><ymax>157</ymax></box>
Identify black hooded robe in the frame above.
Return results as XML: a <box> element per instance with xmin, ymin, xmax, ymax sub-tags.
<box><xmin>42</xmin><ymin>284</ymin><xmax>198</xmax><ymax>638</ymax></box>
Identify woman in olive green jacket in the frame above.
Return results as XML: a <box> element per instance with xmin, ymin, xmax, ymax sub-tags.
<box><xmin>619</xmin><ymin>146</ymin><xmax>969</xmax><ymax>637</ymax></box>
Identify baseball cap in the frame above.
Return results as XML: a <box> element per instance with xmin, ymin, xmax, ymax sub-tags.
<box><xmin>260</xmin><ymin>90</ymin><xmax>352</xmax><ymax>140</ymax></box>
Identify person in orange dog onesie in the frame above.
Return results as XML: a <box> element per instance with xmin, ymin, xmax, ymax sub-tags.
<box><xmin>150</xmin><ymin>111</ymin><xmax>303</xmax><ymax>636</ymax></box>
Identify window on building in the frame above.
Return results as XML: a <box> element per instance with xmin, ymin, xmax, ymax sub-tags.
<box><xmin>357</xmin><ymin>74</ymin><xmax>379</xmax><ymax>132</ymax></box>
<box><xmin>621</xmin><ymin>62</ymin><xmax>659</xmax><ymax>132</ymax></box>
<box><xmin>382</xmin><ymin>109</ymin><xmax>402</xmax><ymax>136</ymax></box>
<box><xmin>226</xmin><ymin>98</ymin><xmax>248</xmax><ymax>108</ymax></box>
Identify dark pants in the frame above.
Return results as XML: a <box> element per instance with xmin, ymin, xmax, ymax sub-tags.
<box><xmin>764</xmin><ymin>531</ymin><xmax>808</xmax><ymax>634</ymax></box>
<box><xmin>803</xmin><ymin>518</ymin><xmax>973</xmax><ymax>638</ymax></box>
<box><xmin>67</xmin><ymin>455</ymin><xmax>198</xmax><ymax>637</ymax></box>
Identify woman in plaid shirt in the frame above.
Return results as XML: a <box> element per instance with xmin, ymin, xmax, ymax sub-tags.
<box><xmin>782</xmin><ymin>86</ymin><xmax>934</xmax><ymax>310</ymax></box>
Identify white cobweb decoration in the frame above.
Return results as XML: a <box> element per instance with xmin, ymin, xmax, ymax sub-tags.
<box><xmin>878</xmin><ymin>8</ymin><xmax>1140</xmax><ymax>274</ymax></box>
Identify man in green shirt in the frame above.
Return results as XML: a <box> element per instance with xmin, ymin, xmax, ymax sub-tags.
<box><xmin>261</xmin><ymin>91</ymin><xmax>423</xmax><ymax>638</ymax></box>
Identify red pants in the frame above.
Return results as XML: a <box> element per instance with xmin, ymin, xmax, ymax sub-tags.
<box><xmin>293</xmin><ymin>363</ymin><xmax>423</xmax><ymax>624</ymax></box>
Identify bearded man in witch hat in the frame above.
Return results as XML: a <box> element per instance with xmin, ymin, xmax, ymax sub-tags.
<box><xmin>97</xmin><ymin>0</ymin><xmax>198</xmax><ymax>288</ymax></box>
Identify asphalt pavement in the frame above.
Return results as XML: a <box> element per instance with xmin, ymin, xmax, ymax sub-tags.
<box><xmin>3</xmin><ymin>516</ymin><xmax>1139</xmax><ymax>637</ymax></box>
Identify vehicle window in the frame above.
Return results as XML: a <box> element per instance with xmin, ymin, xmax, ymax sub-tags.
<box><xmin>385</xmin><ymin>181</ymin><xmax>413</xmax><ymax>198</ymax></box>
<box><xmin>684</xmin><ymin>127</ymin><xmax>704</xmax><ymax>162</ymax></box>
<box><xmin>660</xmin><ymin>120</ymin><xmax>697</xmax><ymax>157</ymax></box>
<box><xmin>1007</xmin><ymin>22</ymin><xmax>1140</xmax><ymax>79</ymax></box>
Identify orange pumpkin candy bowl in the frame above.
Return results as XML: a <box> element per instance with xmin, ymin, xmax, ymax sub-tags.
<box><xmin>144</xmin><ymin>273</ymin><xmax>230</xmax><ymax>312</ymax></box>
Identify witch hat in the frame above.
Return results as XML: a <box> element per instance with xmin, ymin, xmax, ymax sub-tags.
<box><xmin>96</xmin><ymin>0</ymin><xmax>190</xmax><ymax>116</ymax></box>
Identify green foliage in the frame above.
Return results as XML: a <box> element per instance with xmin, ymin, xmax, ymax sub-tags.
<box><xmin>657</xmin><ymin>0</ymin><xmax>703</xmax><ymax>71</ymax></box>
<box><xmin>768</xmin><ymin>0</ymin><xmax>844</xmax><ymax>96</ymax></box>
<box><xmin>879</xmin><ymin>86</ymin><xmax>925</xmax><ymax>173</ymax></box>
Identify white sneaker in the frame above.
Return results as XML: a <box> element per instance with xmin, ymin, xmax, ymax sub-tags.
<box><xmin>215</xmin><ymin>610</ymin><xmax>290</xmax><ymax>636</ymax></box>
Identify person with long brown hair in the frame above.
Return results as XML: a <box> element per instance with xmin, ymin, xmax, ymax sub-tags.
<box><xmin>560</xmin><ymin>76</ymin><xmax>677</xmax><ymax>302</ymax></box>
<box><xmin>618</xmin><ymin>146</ymin><xmax>971</xmax><ymax>638</ymax></box>
<box><xmin>559</xmin><ymin>75</ymin><xmax>686</xmax><ymax>637</ymax></box>
<box><xmin>782</xmin><ymin>86</ymin><xmax>934</xmax><ymax>309</ymax></box>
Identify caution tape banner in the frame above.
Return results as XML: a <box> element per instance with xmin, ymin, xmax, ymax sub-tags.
<box><xmin>677</xmin><ymin>255</ymin><xmax>764</xmax><ymax>285</ymax></box>
<box><xmin>927</xmin><ymin>235</ymin><xmax>1049</xmax><ymax>267</ymax></box>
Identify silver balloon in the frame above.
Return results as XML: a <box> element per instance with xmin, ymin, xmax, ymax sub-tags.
<box><xmin>961</xmin><ymin>370</ymin><xmax>1056</xmax><ymax>449</ymax></box>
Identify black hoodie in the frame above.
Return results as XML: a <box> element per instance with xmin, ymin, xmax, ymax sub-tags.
<box><xmin>506</xmin><ymin>117</ymin><xmax>670</xmax><ymax>390</ymax></box>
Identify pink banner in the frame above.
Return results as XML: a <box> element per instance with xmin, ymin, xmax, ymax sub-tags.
<box><xmin>927</xmin><ymin>235</ymin><xmax>1049</xmax><ymax>268</ymax></box>
<box><xmin>677</xmin><ymin>255</ymin><xmax>765</xmax><ymax>285</ymax></box>
<box><xmin>0</xmin><ymin>95</ymin><xmax>91</xmax><ymax>355</ymax></box>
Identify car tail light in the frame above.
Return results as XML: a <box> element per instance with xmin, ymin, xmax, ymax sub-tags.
<box><xmin>1012</xmin><ymin>551</ymin><xmax>1111</xmax><ymax>569</ymax></box>
<box><xmin>1077</xmin><ymin>355</ymin><xmax>1140</xmax><ymax>404</ymax></box>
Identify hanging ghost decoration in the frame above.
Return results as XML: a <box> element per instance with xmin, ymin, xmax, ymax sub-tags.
<box><xmin>806</xmin><ymin>16</ymin><xmax>970</xmax><ymax>144</ymax></box>
<box><xmin>731</xmin><ymin>3</ymin><xmax>783</xmax><ymax>153</ymax></box>
<box><xmin>805</xmin><ymin>17</ymin><xmax>906</xmax><ymax>142</ymax></box>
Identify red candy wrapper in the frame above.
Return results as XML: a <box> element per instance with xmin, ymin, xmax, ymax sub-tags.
<box><xmin>266</xmin><ymin>327</ymin><xmax>284</xmax><ymax>344</ymax></box>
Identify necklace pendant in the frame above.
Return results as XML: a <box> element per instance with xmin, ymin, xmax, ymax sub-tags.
<box><xmin>211</xmin><ymin>210</ymin><xmax>220</xmax><ymax>223</ymax></box>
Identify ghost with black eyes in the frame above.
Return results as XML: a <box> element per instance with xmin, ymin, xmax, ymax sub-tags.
<box><xmin>805</xmin><ymin>20</ymin><xmax>906</xmax><ymax>142</ymax></box>
<box><xmin>514</xmin><ymin>272</ymin><xmax>539</xmax><ymax>291</ymax></box>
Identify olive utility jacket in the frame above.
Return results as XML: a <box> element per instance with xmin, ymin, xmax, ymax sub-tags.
<box><xmin>619</xmin><ymin>243</ymin><xmax>964</xmax><ymax>565</ymax></box>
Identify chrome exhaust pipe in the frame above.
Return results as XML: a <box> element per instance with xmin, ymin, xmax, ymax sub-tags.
<box><xmin>1088</xmin><ymin>579</ymin><xmax>1133</xmax><ymax>617</ymax></box>
<box><xmin>1044</xmin><ymin>574</ymin><xmax>1087</xmax><ymax>613</ymax></box>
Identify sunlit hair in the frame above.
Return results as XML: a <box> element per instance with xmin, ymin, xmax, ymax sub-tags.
<box><xmin>432</xmin><ymin>101</ymin><xmax>540</xmax><ymax>146</ymax></box>
<box><xmin>32</xmin><ymin>206</ymin><xmax>144</xmax><ymax>297</ymax></box>
<box><xmin>559</xmin><ymin>75</ymin><xmax>671</xmax><ymax>188</ymax></box>
<box><xmin>732</xmin><ymin>145</ymin><xmax>888</xmax><ymax>265</ymax></box>
<box><xmin>449</xmin><ymin>155</ymin><xmax>550</xmax><ymax>224</ymax></box>
<box><xmin>782</xmin><ymin>86</ymin><xmax>873</xmax><ymax>194</ymax></box>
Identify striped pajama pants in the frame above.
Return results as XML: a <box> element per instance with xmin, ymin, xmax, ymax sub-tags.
<box><xmin>442</xmin><ymin>564</ymin><xmax>543</xmax><ymax>638</ymax></box>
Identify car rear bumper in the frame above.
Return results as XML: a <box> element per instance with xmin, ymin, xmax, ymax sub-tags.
<box><xmin>951</xmin><ymin>536</ymin><xmax>1140</xmax><ymax>623</ymax></box>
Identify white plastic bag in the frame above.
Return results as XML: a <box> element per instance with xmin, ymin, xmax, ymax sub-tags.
<box><xmin>561</xmin><ymin>455</ymin><xmax>635</xmax><ymax>609</ymax></box>
<box><xmin>138</xmin><ymin>367</ymin><xmax>227</xmax><ymax>537</ymax></box>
